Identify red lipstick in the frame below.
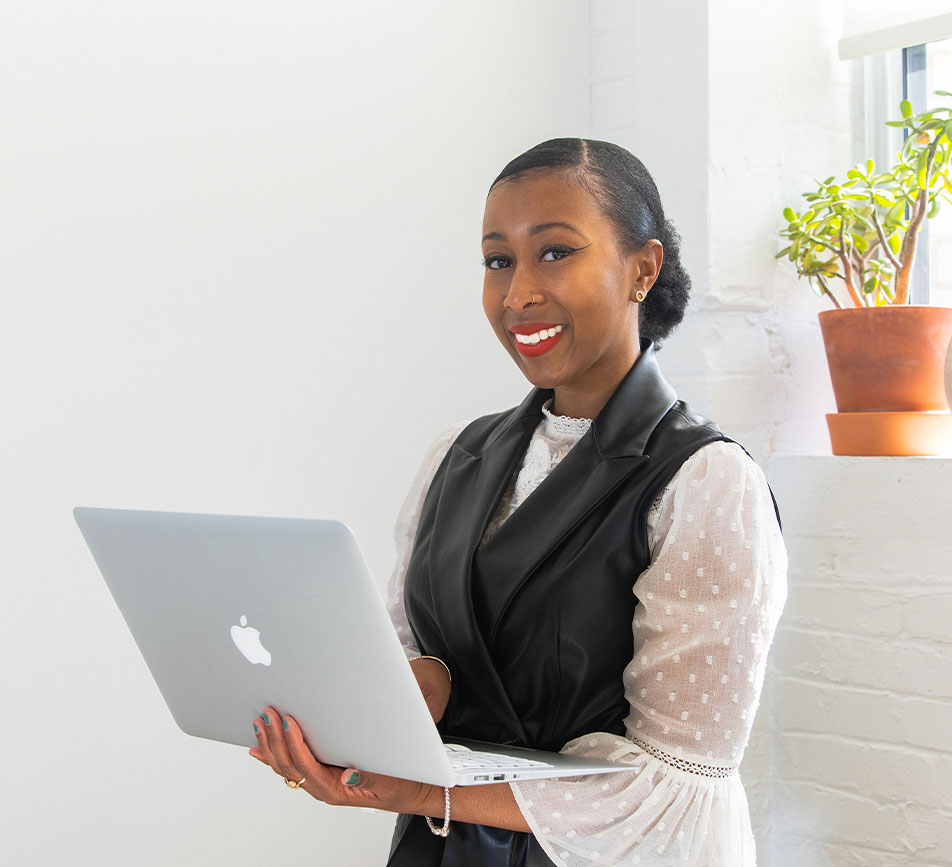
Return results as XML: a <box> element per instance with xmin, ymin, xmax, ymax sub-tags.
<box><xmin>508</xmin><ymin>322</ymin><xmax>566</xmax><ymax>357</ymax></box>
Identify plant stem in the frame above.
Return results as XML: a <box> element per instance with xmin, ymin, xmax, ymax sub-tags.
<box><xmin>851</xmin><ymin>248</ymin><xmax>873</xmax><ymax>306</ymax></box>
<box><xmin>869</xmin><ymin>209</ymin><xmax>902</xmax><ymax>271</ymax></box>
<box><xmin>837</xmin><ymin>219</ymin><xmax>864</xmax><ymax>306</ymax></box>
<box><xmin>816</xmin><ymin>274</ymin><xmax>844</xmax><ymax>309</ymax></box>
<box><xmin>894</xmin><ymin>137</ymin><xmax>941</xmax><ymax>304</ymax></box>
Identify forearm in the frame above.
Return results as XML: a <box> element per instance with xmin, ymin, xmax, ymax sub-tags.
<box><xmin>411</xmin><ymin>782</ymin><xmax>530</xmax><ymax>833</ymax></box>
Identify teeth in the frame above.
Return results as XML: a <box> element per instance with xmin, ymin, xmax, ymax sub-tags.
<box><xmin>514</xmin><ymin>325</ymin><xmax>563</xmax><ymax>345</ymax></box>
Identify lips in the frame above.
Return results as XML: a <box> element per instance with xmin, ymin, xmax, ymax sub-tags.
<box><xmin>508</xmin><ymin>322</ymin><xmax>566</xmax><ymax>357</ymax></box>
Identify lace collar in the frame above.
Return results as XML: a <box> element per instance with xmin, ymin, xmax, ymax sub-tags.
<box><xmin>541</xmin><ymin>399</ymin><xmax>593</xmax><ymax>438</ymax></box>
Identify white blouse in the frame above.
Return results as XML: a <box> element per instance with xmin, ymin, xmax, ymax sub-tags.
<box><xmin>385</xmin><ymin>403</ymin><xmax>788</xmax><ymax>867</ymax></box>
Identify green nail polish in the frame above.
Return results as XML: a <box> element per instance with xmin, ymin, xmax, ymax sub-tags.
<box><xmin>283</xmin><ymin>719</ymin><xmax>290</xmax><ymax>731</ymax></box>
<box><xmin>345</xmin><ymin>772</ymin><xmax>360</xmax><ymax>786</ymax></box>
<box><xmin>253</xmin><ymin>723</ymin><xmax>260</xmax><ymax>734</ymax></box>
<box><xmin>262</xmin><ymin>713</ymin><xmax>271</xmax><ymax>725</ymax></box>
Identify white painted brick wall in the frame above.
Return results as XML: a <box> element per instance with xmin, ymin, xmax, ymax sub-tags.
<box><xmin>764</xmin><ymin>456</ymin><xmax>952</xmax><ymax>866</ymax></box>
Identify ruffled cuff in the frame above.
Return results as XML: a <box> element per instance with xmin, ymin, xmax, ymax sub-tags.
<box><xmin>510</xmin><ymin>732</ymin><xmax>757</xmax><ymax>867</ymax></box>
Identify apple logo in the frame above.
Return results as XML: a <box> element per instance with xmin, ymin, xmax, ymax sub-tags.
<box><xmin>230</xmin><ymin>615</ymin><xmax>272</xmax><ymax>666</ymax></box>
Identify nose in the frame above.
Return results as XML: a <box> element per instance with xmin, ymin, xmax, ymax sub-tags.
<box><xmin>503</xmin><ymin>266</ymin><xmax>538</xmax><ymax>310</ymax></box>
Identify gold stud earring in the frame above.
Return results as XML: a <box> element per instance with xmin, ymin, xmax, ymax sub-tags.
<box><xmin>635</xmin><ymin>289</ymin><xmax>646</xmax><ymax>303</ymax></box>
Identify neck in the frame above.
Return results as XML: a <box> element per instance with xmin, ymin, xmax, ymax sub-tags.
<box><xmin>549</xmin><ymin>346</ymin><xmax>643</xmax><ymax>420</ymax></box>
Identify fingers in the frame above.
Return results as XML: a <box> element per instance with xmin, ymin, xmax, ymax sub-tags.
<box><xmin>254</xmin><ymin>707</ymin><xmax>304</xmax><ymax>784</ymax></box>
<box><xmin>341</xmin><ymin>768</ymin><xmax>376</xmax><ymax>792</ymax></box>
<box><xmin>254</xmin><ymin>710</ymin><xmax>353</xmax><ymax>806</ymax></box>
<box><xmin>248</xmin><ymin>708</ymin><xmax>427</xmax><ymax>814</ymax></box>
<box><xmin>282</xmin><ymin>714</ymin><xmax>335</xmax><ymax>791</ymax></box>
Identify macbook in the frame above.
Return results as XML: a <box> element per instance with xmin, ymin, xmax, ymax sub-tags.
<box><xmin>74</xmin><ymin>507</ymin><xmax>634</xmax><ymax>787</ymax></box>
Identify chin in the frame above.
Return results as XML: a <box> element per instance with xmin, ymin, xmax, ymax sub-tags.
<box><xmin>511</xmin><ymin>358</ymin><xmax>562</xmax><ymax>390</ymax></box>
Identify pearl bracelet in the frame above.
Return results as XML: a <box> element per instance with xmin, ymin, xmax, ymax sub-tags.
<box><xmin>408</xmin><ymin>654</ymin><xmax>452</xmax><ymax>683</ymax></box>
<box><xmin>425</xmin><ymin>786</ymin><xmax>451</xmax><ymax>837</ymax></box>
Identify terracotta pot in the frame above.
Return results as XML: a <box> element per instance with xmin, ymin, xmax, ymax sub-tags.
<box><xmin>946</xmin><ymin>334</ymin><xmax>952</xmax><ymax>411</ymax></box>
<box><xmin>818</xmin><ymin>306</ymin><xmax>952</xmax><ymax>412</ymax></box>
<box><xmin>826</xmin><ymin>411</ymin><xmax>952</xmax><ymax>456</ymax></box>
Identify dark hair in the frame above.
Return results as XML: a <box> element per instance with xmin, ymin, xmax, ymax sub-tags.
<box><xmin>489</xmin><ymin>138</ymin><xmax>690</xmax><ymax>346</ymax></box>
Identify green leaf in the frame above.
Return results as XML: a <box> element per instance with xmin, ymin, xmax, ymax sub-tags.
<box><xmin>887</xmin><ymin>201</ymin><xmax>906</xmax><ymax>224</ymax></box>
<box><xmin>888</xmin><ymin>232</ymin><xmax>901</xmax><ymax>254</ymax></box>
<box><xmin>885</xmin><ymin>120</ymin><xmax>907</xmax><ymax>127</ymax></box>
<box><xmin>935</xmin><ymin>89</ymin><xmax>952</xmax><ymax>97</ymax></box>
<box><xmin>901</xmin><ymin>99</ymin><xmax>914</xmax><ymax>119</ymax></box>
<box><xmin>929</xmin><ymin>196</ymin><xmax>942</xmax><ymax>218</ymax></box>
<box><xmin>783</xmin><ymin>206</ymin><xmax>796</xmax><ymax>222</ymax></box>
<box><xmin>847</xmin><ymin>168</ymin><xmax>863</xmax><ymax>180</ymax></box>
<box><xmin>823</xmin><ymin>175</ymin><xmax>836</xmax><ymax>185</ymax></box>
<box><xmin>873</xmin><ymin>191</ymin><xmax>895</xmax><ymax>206</ymax></box>
<box><xmin>863</xmin><ymin>277</ymin><xmax>877</xmax><ymax>294</ymax></box>
<box><xmin>866</xmin><ymin>158</ymin><xmax>875</xmax><ymax>175</ymax></box>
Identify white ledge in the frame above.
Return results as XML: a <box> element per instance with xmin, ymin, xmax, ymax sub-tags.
<box><xmin>839</xmin><ymin>12</ymin><xmax>952</xmax><ymax>60</ymax></box>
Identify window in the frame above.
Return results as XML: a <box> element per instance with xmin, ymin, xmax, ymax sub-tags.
<box><xmin>920</xmin><ymin>37</ymin><xmax>952</xmax><ymax>308</ymax></box>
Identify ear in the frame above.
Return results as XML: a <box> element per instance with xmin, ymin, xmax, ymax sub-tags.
<box><xmin>628</xmin><ymin>239</ymin><xmax>663</xmax><ymax>302</ymax></box>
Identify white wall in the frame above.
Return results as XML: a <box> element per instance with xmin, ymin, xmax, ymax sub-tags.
<box><xmin>766</xmin><ymin>457</ymin><xmax>952</xmax><ymax>866</ymax></box>
<box><xmin>590</xmin><ymin>0</ymin><xmax>714</xmax><ymax>426</ymax></box>
<box><xmin>0</xmin><ymin>2</ymin><xmax>591</xmax><ymax>864</ymax></box>
<box><xmin>592</xmin><ymin>0</ymin><xmax>848</xmax><ymax>463</ymax></box>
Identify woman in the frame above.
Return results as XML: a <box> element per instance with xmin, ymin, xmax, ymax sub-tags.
<box><xmin>250</xmin><ymin>138</ymin><xmax>788</xmax><ymax>866</ymax></box>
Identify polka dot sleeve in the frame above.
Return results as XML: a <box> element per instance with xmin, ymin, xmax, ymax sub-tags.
<box><xmin>385</xmin><ymin>422</ymin><xmax>468</xmax><ymax>657</ymax></box>
<box><xmin>509</xmin><ymin>441</ymin><xmax>788</xmax><ymax>866</ymax></box>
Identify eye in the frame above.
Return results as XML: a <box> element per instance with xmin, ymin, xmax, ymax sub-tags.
<box><xmin>481</xmin><ymin>254</ymin><xmax>511</xmax><ymax>270</ymax></box>
<box><xmin>540</xmin><ymin>245</ymin><xmax>576</xmax><ymax>261</ymax></box>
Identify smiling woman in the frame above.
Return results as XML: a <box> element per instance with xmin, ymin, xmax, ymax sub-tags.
<box><xmin>251</xmin><ymin>139</ymin><xmax>788</xmax><ymax>867</ymax></box>
<box><xmin>480</xmin><ymin>168</ymin><xmax>662</xmax><ymax>419</ymax></box>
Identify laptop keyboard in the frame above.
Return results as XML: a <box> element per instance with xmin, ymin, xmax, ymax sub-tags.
<box><xmin>444</xmin><ymin>742</ymin><xmax>554</xmax><ymax>771</ymax></box>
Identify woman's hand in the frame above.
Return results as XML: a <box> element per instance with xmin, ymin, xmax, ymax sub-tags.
<box><xmin>250</xmin><ymin>707</ymin><xmax>440</xmax><ymax>816</ymax></box>
<box><xmin>409</xmin><ymin>657</ymin><xmax>451</xmax><ymax>723</ymax></box>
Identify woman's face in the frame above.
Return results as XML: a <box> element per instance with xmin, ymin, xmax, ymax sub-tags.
<box><xmin>481</xmin><ymin>169</ymin><xmax>660</xmax><ymax>417</ymax></box>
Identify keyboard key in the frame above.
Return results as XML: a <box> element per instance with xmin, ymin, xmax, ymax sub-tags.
<box><xmin>444</xmin><ymin>744</ymin><xmax>554</xmax><ymax>771</ymax></box>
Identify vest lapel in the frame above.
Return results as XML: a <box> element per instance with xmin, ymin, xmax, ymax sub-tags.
<box><xmin>425</xmin><ymin>391</ymin><xmax>545</xmax><ymax>742</ymax></box>
<box><xmin>477</xmin><ymin>344</ymin><xmax>679</xmax><ymax>646</ymax></box>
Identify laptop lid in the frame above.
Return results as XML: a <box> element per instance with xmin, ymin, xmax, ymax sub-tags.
<box><xmin>74</xmin><ymin>507</ymin><xmax>459</xmax><ymax>787</ymax></box>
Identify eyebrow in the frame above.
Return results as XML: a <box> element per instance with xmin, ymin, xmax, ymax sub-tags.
<box><xmin>482</xmin><ymin>222</ymin><xmax>588</xmax><ymax>243</ymax></box>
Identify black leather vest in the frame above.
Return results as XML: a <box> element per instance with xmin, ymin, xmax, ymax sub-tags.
<box><xmin>387</xmin><ymin>345</ymin><xmax>740</xmax><ymax>866</ymax></box>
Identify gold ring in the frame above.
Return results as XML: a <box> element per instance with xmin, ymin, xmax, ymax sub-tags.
<box><xmin>284</xmin><ymin>776</ymin><xmax>306</xmax><ymax>789</ymax></box>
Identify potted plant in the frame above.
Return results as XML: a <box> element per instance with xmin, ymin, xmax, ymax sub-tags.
<box><xmin>779</xmin><ymin>93</ymin><xmax>952</xmax><ymax>455</ymax></box>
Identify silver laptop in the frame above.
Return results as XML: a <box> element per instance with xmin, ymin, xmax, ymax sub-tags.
<box><xmin>73</xmin><ymin>507</ymin><xmax>633</xmax><ymax>787</ymax></box>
